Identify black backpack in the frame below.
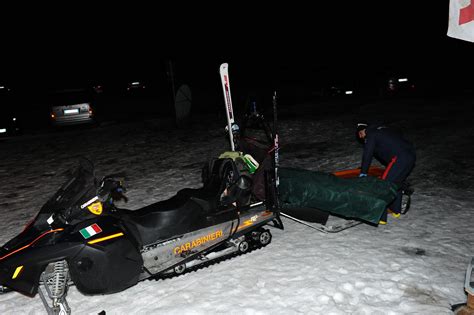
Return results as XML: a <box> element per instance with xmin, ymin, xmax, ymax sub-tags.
<box><xmin>201</xmin><ymin>157</ymin><xmax>252</xmax><ymax>207</ymax></box>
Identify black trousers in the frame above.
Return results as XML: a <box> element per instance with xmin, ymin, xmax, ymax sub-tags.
<box><xmin>381</xmin><ymin>152</ymin><xmax>416</xmax><ymax>221</ymax></box>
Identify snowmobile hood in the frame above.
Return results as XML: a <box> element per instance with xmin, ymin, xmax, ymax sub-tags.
<box><xmin>0</xmin><ymin>158</ymin><xmax>126</xmax><ymax>296</ymax></box>
<box><xmin>0</xmin><ymin>230</ymin><xmax>84</xmax><ymax>296</ymax></box>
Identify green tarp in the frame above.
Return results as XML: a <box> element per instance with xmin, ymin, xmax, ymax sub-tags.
<box><xmin>278</xmin><ymin>167</ymin><xmax>398</xmax><ymax>224</ymax></box>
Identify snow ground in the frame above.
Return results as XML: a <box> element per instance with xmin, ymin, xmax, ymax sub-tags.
<box><xmin>0</xmin><ymin>96</ymin><xmax>473</xmax><ymax>314</ymax></box>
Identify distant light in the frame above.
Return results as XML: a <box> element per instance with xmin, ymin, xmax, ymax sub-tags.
<box><xmin>132</xmin><ymin>82</ymin><xmax>140</xmax><ymax>85</ymax></box>
<box><xmin>345</xmin><ymin>91</ymin><xmax>353</xmax><ymax>95</ymax></box>
<box><xmin>398</xmin><ymin>78</ymin><xmax>408</xmax><ymax>82</ymax></box>
<box><xmin>0</xmin><ymin>86</ymin><xmax>4</xmax><ymax>89</ymax></box>
<box><xmin>12</xmin><ymin>117</ymin><xmax>16</xmax><ymax>121</ymax></box>
<box><xmin>0</xmin><ymin>128</ymin><xmax>6</xmax><ymax>133</ymax></box>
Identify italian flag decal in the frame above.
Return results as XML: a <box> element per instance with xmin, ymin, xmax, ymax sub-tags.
<box><xmin>80</xmin><ymin>224</ymin><xmax>103</xmax><ymax>239</ymax></box>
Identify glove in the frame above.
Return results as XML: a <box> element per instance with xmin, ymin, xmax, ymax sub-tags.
<box><xmin>359</xmin><ymin>173</ymin><xmax>367</xmax><ymax>178</ymax></box>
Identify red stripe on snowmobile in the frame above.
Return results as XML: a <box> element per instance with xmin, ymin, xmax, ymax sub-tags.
<box><xmin>382</xmin><ymin>156</ymin><xmax>398</xmax><ymax>180</ymax></box>
<box><xmin>0</xmin><ymin>228</ymin><xmax>64</xmax><ymax>261</ymax></box>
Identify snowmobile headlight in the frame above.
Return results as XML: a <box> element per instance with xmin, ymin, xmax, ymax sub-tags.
<box><xmin>87</xmin><ymin>202</ymin><xmax>103</xmax><ymax>215</ymax></box>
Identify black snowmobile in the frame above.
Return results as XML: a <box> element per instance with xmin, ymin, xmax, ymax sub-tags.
<box><xmin>0</xmin><ymin>156</ymin><xmax>283</xmax><ymax>314</ymax></box>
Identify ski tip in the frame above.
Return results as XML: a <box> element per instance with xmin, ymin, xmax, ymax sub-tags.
<box><xmin>220</xmin><ymin>63</ymin><xmax>228</xmax><ymax>71</ymax></box>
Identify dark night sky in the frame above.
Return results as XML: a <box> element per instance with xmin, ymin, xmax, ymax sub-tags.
<box><xmin>0</xmin><ymin>1</ymin><xmax>472</xmax><ymax>90</ymax></box>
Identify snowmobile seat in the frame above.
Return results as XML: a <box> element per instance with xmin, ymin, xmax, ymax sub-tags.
<box><xmin>120</xmin><ymin>156</ymin><xmax>257</xmax><ymax>246</ymax></box>
<box><xmin>120</xmin><ymin>158</ymin><xmax>247</xmax><ymax>245</ymax></box>
<box><xmin>120</xmin><ymin>194</ymin><xmax>208</xmax><ymax>245</ymax></box>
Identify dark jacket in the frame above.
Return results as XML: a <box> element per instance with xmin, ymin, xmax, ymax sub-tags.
<box><xmin>361</xmin><ymin>124</ymin><xmax>415</xmax><ymax>174</ymax></box>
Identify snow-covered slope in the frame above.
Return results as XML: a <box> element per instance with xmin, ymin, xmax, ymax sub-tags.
<box><xmin>0</xmin><ymin>97</ymin><xmax>472</xmax><ymax>314</ymax></box>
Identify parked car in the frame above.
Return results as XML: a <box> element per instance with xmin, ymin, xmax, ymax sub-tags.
<box><xmin>92</xmin><ymin>84</ymin><xmax>105</xmax><ymax>94</ymax></box>
<box><xmin>49</xmin><ymin>89</ymin><xmax>96</xmax><ymax>126</ymax></box>
<box><xmin>126</xmin><ymin>81</ymin><xmax>146</xmax><ymax>92</ymax></box>
<box><xmin>322</xmin><ymin>80</ymin><xmax>357</xmax><ymax>98</ymax></box>
<box><xmin>0</xmin><ymin>112</ymin><xmax>21</xmax><ymax>137</ymax></box>
<box><xmin>124</xmin><ymin>80</ymin><xmax>151</xmax><ymax>98</ymax></box>
<box><xmin>383</xmin><ymin>76</ymin><xmax>417</xmax><ymax>97</ymax></box>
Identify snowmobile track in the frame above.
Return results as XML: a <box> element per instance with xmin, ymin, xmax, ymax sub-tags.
<box><xmin>151</xmin><ymin>242</ymin><xmax>271</xmax><ymax>282</ymax></box>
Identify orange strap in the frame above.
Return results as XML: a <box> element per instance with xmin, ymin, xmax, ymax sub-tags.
<box><xmin>382</xmin><ymin>156</ymin><xmax>397</xmax><ymax>180</ymax></box>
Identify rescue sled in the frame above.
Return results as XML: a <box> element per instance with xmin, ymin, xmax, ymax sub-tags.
<box><xmin>279</xmin><ymin>166</ymin><xmax>414</xmax><ymax>233</ymax></box>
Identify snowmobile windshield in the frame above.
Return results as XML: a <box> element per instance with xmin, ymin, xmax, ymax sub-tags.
<box><xmin>35</xmin><ymin>158</ymin><xmax>100</xmax><ymax>228</ymax></box>
<box><xmin>2</xmin><ymin>159</ymin><xmax>100</xmax><ymax>251</ymax></box>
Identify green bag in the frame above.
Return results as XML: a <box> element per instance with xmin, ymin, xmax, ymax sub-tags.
<box><xmin>278</xmin><ymin>167</ymin><xmax>398</xmax><ymax>224</ymax></box>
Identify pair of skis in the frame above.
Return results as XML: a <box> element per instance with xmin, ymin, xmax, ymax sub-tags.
<box><xmin>218</xmin><ymin>63</ymin><xmax>279</xmax><ymax>165</ymax></box>
<box><xmin>219</xmin><ymin>62</ymin><xmax>282</xmax><ymax>219</ymax></box>
<box><xmin>219</xmin><ymin>63</ymin><xmax>280</xmax><ymax>180</ymax></box>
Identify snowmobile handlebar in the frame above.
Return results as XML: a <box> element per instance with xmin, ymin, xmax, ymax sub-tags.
<box><xmin>98</xmin><ymin>177</ymin><xmax>127</xmax><ymax>203</ymax></box>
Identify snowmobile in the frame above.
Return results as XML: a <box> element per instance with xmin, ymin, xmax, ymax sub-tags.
<box><xmin>0</xmin><ymin>156</ymin><xmax>283</xmax><ymax>314</ymax></box>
